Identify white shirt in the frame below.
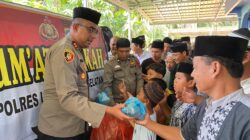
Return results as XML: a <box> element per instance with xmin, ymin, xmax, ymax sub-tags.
<box><xmin>132</xmin><ymin>112</ymin><xmax>156</xmax><ymax>140</ymax></box>
<box><xmin>241</xmin><ymin>78</ymin><xmax>250</xmax><ymax>94</ymax></box>
<box><xmin>134</xmin><ymin>51</ymin><xmax>151</xmax><ymax>64</ymax></box>
<box><xmin>108</xmin><ymin>51</ymin><xmax>114</xmax><ymax>60</ymax></box>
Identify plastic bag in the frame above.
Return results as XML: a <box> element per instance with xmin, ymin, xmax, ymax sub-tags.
<box><xmin>121</xmin><ymin>97</ymin><xmax>146</xmax><ymax>120</ymax></box>
<box><xmin>96</xmin><ymin>88</ymin><xmax>114</xmax><ymax>106</ymax></box>
<box><xmin>96</xmin><ymin>91</ymin><xmax>110</xmax><ymax>105</ymax></box>
<box><xmin>90</xmin><ymin>114</ymin><xmax>133</xmax><ymax>140</ymax></box>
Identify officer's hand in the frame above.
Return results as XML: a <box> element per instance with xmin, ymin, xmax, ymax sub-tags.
<box><xmin>118</xmin><ymin>80</ymin><xmax>130</xmax><ymax>100</ymax></box>
<box><xmin>106</xmin><ymin>104</ymin><xmax>133</xmax><ymax>121</ymax></box>
<box><xmin>118</xmin><ymin>80</ymin><xmax>127</xmax><ymax>95</ymax></box>
<box><xmin>135</xmin><ymin>113</ymin><xmax>151</xmax><ymax>126</ymax></box>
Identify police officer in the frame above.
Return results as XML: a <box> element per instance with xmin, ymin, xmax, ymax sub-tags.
<box><xmin>102</xmin><ymin>38</ymin><xmax>144</xmax><ymax>103</ymax></box>
<box><xmin>37</xmin><ymin>7</ymin><xmax>130</xmax><ymax>140</ymax></box>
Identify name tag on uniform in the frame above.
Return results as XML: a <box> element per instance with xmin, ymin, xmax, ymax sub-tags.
<box><xmin>114</xmin><ymin>65</ymin><xmax>121</xmax><ymax>71</ymax></box>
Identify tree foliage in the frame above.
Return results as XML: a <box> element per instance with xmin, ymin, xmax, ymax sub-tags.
<box><xmin>3</xmin><ymin>0</ymin><xmax>238</xmax><ymax>46</ymax></box>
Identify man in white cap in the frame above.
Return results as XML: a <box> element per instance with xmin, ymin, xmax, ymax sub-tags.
<box><xmin>230</xmin><ymin>28</ymin><xmax>250</xmax><ymax>95</ymax></box>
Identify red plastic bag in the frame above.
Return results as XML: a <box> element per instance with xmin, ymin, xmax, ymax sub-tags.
<box><xmin>90</xmin><ymin>114</ymin><xmax>133</xmax><ymax>140</ymax></box>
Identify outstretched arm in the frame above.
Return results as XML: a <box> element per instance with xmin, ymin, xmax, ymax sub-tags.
<box><xmin>136</xmin><ymin>114</ymin><xmax>184</xmax><ymax>140</ymax></box>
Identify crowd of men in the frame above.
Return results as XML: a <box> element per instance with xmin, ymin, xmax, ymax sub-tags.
<box><xmin>35</xmin><ymin>6</ymin><xmax>250</xmax><ymax>140</ymax></box>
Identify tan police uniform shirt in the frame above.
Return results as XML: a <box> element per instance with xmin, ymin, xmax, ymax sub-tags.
<box><xmin>102</xmin><ymin>55</ymin><xmax>144</xmax><ymax>103</ymax></box>
<box><xmin>38</xmin><ymin>34</ymin><xmax>106</xmax><ymax>137</ymax></box>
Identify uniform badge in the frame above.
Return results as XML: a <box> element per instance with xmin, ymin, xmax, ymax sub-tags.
<box><xmin>114</xmin><ymin>65</ymin><xmax>121</xmax><ymax>69</ymax></box>
<box><xmin>130</xmin><ymin>59</ymin><xmax>136</xmax><ymax>66</ymax></box>
<box><xmin>72</xmin><ymin>41</ymin><xmax>78</xmax><ymax>48</ymax></box>
<box><xmin>64</xmin><ymin>49</ymin><xmax>75</xmax><ymax>63</ymax></box>
<box><xmin>81</xmin><ymin>73</ymin><xmax>86</xmax><ymax>80</ymax></box>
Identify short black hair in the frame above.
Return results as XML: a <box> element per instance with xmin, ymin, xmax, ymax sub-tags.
<box><xmin>149</xmin><ymin>78</ymin><xmax>167</xmax><ymax>90</ymax></box>
<box><xmin>151</xmin><ymin>40</ymin><xmax>164</xmax><ymax>50</ymax></box>
<box><xmin>183</xmin><ymin>73</ymin><xmax>193</xmax><ymax>81</ymax></box>
<box><xmin>132</xmin><ymin>38</ymin><xmax>144</xmax><ymax>48</ymax></box>
<box><xmin>146</xmin><ymin>63</ymin><xmax>166</xmax><ymax>77</ymax></box>
<box><xmin>181</xmin><ymin>36</ymin><xmax>191</xmax><ymax>43</ymax></box>
<box><xmin>116</xmin><ymin>38</ymin><xmax>130</xmax><ymax>48</ymax></box>
<box><xmin>163</xmin><ymin>37</ymin><xmax>173</xmax><ymax>44</ymax></box>
<box><xmin>171</xmin><ymin>42</ymin><xmax>188</xmax><ymax>53</ymax></box>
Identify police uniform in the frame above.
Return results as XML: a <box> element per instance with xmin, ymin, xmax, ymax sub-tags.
<box><xmin>37</xmin><ymin>7</ymin><xmax>106</xmax><ymax>139</ymax></box>
<box><xmin>102</xmin><ymin>54</ymin><xmax>144</xmax><ymax>103</ymax></box>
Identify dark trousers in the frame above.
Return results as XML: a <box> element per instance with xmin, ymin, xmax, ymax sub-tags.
<box><xmin>37</xmin><ymin>133</ymin><xmax>87</xmax><ymax>140</ymax></box>
<box><xmin>33</xmin><ymin>127</ymin><xmax>89</xmax><ymax>140</ymax></box>
<box><xmin>157</xmin><ymin>135</ymin><xmax>164</xmax><ymax>140</ymax></box>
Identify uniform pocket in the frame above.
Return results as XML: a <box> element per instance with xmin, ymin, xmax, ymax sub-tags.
<box><xmin>114</xmin><ymin>70</ymin><xmax>125</xmax><ymax>79</ymax></box>
<box><xmin>130</xmin><ymin>67</ymin><xmax>136</xmax><ymax>75</ymax></box>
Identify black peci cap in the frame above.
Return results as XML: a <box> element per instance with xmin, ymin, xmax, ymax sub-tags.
<box><xmin>194</xmin><ymin>36</ymin><xmax>248</xmax><ymax>63</ymax></box>
<box><xmin>73</xmin><ymin>7</ymin><xmax>101</xmax><ymax>24</ymax></box>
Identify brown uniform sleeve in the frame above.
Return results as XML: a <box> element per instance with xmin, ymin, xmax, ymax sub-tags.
<box><xmin>51</xmin><ymin>47</ymin><xmax>106</xmax><ymax>128</ymax></box>
<box><xmin>101</xmin><ymin>61</ymin><xmax>114</xmax><ymax>92</ymax></box>
<box><xmin>135</xmin><ymin>58</ymin><xmax>144</xmax><ymax>94</ymax></box>
<box><xmin>101</xmin><ymin>62</ymin><xmax>116</xmax><ymax>105</ymax></box>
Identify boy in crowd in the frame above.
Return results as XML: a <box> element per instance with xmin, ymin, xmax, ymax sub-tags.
<box><xmin>141</xmin><ymin>40</ymin><xmax>165</xmax><ymax>76</ymax></box>
<box><xmin>131</xmin><ymin>35</ymin><xmax>151</xmax><ymax>64</ymax></box>
<box><xmin>170</xmin><ymin>62</ymin><xmax>196</xmax><ymax>128</ymax></box>
<box><xmin>119</xmin><ymin>81</ymin><xmax>165</xmax><ymax>140</ymax></box>
<box><xmin>135</xmin><ymin>36</ymin><xmax>250</xmax><ymax>140</ymax></box>
<box><xmin>145</xmin><ymin>63</ymin><xmax>166</xmax><ymax>82</ymax></box>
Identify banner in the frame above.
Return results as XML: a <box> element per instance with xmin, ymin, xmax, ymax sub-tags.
<box><xmin>0</xmin><ymin>2</ymin><xmax>107</xmax><ymax>140</ymax></box>
<box><xmin>88</xmin><ymin>69</ymin><xmax>104</xmax><ymax>100</ymax></box>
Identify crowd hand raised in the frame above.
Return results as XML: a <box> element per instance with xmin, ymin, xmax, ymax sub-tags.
<box><xmin>175</xmin><ymin>92</ymin><xmax>183</xmax><ymax>101</ymax></box>
<box><xmin>142</xmin><ymin>74</ymin><xmax>148</xmax><ymax>81</ymax></box>
<box><xmin>106</xmin><ymin>103</ymin><xmax>134</xmax><ymax>121</ymax></box>
<box><xmin>118</xmin><ymin>80</ymin><xmax>131</xmax><ymax>100</ymax></box>
<box><xmin>118</xmin><ymin>80</ymin><xmax>127</xmax><ymax>94</ymax></box>
<box><xmin>182</xmin><ymin>87</ymin><xmax>196</xmax><ymax>104</ymax></box>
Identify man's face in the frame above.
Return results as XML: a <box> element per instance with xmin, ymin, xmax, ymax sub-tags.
<box><xmin>75</xmin><ymin>19</ymin><xmax>98</xmax><ymax>48</ymax></box>
<box><xmin>117</xmin><ymin>47</ymin><xmax>130</xmax><ymax>60</ymax></box>
<box><xmin>151</xmin><ymin>48</ymin><xmax>163</xmax><ymax>61</ymax></box>
<box><xmin>131</xmin><ymin>43</ymin><xmax>139</xmax><ymax>54</ymax></box>
<box><xmin>174</xmin><ymin>72</ymin><xmax>189</xmax><ymax>100</ymax></box>
<box><xmin>191</xmin><ymin>57</ymin><xmax>213</xmax><ymax>93</ymax></box>
<box><xmin>165</xmin><ymin>56</ymin><xmax>176</xmax><ymax>71</ymax></box>
<box><xmin>172</xmin><ymin>52</ymin><xmax>186</xmax><ymax>64</ymax></box>
<box><xmin>110</xmin><ymin>38</ymin><xmax>117</xmax><ymax>55</ymax></box>
<box><xmin>164</xmin><ymin>43</ymin><xmax>171</xmax><ymax>52</ymax></box>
